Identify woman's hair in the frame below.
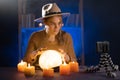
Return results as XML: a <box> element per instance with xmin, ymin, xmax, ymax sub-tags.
<box><xmin>56</xmin><ymin>30</ymin><xmax>65</xmax><ymax>46</ymax></box>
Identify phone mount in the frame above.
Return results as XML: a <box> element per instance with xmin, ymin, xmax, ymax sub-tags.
<box><xmin>85</xmin><ymin>41</ymin><xmax>119</xmax><ymax>78</ymax></box>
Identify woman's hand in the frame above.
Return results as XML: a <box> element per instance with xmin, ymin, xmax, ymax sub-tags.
<box><xmin>30</xmin><ymin>50</ymin><xmax>39</xmax><ymax>63</ymax></box>
<box><xmin>30</xmin><ymin>47</ymin><xmax>48</xmax><ymax>63</ymax></box>
<box><xmin>58</xmin><ymin>49</ymin><xmax>70</xmax><ymax>62</ymax></box>
<box><xmin>63</xmin><ymin>53</ymin><xmax>70</xmax><ymax>62</ymax></box>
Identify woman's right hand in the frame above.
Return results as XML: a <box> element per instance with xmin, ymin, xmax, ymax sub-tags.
<box><xmin>30</xmin><ymin>48</ymin><xmax>47</xmax><ymax>63</ymax></box>
<box><xmin>30</xmin><ymin>50</ymin><xmax>39</xmax><ymax>63</ymax></box>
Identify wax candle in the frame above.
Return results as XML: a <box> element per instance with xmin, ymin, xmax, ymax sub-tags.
<box><xmin>59</xmin><ymin>62</ymin><xmax>70</xmax><ymax>75</ymax></box>
<box><xmin>69</xmin><ymin>61</ymin><xmax>79</xmax><ymax>72</ymax></box>
<box><xmin>24</xmin><ymin>63</ymin><xmax>35</xmax><ymax>76</ymax></box>
<box><xmin>43</xmin><ymin>68</ymin><xmax>54</xmax><ymax>77</ymax></box>
<box><xmin>17</xmin><ymin>60</ymin><xmax>27</xmax><ymax>72</ymax></box>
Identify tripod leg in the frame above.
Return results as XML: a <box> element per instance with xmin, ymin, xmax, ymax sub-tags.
<box><xmin>107</xmin><ymin>54</ymin><xmax>119</xmax><ymax>71</ymax></box>
<box><xmin>103</xmin><ymin>54</ymin><xmax>117</xmax><ymax>78</ymax></box>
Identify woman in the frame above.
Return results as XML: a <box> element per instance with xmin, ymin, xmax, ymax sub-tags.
<box><xmin>23</xmin><ymin>3</ymin><xmax>77</xmax><ymax>68</ymax></box>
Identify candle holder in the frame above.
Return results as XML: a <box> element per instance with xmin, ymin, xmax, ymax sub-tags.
<box><xmin>43</xmin><ymin>68</ymin><xmax>54</xmax><ymax>77</ymax></box>
<box><xmin>85</xmin><ymin>41</ymin><xmax>119</xmax><ymax>78</ymax></box>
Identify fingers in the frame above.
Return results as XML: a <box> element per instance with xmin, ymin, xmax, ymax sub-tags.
<box><xmin>30</xmin><ymin>50</ymin><xmax>42</xmax><ymax>63</ymax></box>
<box><xmin>37</xmin><ymin>47</ymin><xmax>47</xmax><ymax>51</ymax></box>
<box><xmin>58</xmin><ymin>49</ymin><xmax>70</xmax><ymax>62</ymax></box>
<box><xmin>58</xmin><ymin>48</ymin><xmax>64</xmax><ymax>53</ymax></box>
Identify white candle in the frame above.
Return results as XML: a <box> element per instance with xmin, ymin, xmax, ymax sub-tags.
<box><xmin>24</xmin><ymin>63</ymin><xmax>35</xmax><ymax>76</ymax></box>
<box><xmin>17</xmin><ymin>60</ymin><xmax>27</xmax><ymax>72</ymax></box>
<box><xmin>43</xmin><ymin>68</ymin><xmax>54</xmax><ymax>77</ymax></box>
<box><xmin>59</xmin><ymin>62</ymin><xmax>70</xmax><ymax>75</ymax></box>
<box><xmin>69</xmin><ymin>61</ymin><xmax>79</xmax><ymax>72</ymax></box>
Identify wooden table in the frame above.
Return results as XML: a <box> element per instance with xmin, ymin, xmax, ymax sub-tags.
<box><xmin>0</xmin><ymin>67</ymin><xmax>120</xmax><ymax>80</ymax></box>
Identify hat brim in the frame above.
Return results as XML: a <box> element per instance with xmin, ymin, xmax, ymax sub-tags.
<box><xmin>34</xmin><ymin>12</ymin><xmax>70</xmax><ymax>22</ymax></box>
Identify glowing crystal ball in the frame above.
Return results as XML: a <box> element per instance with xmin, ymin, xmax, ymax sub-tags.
<box><xmin>39</xmin><ymin>50</ymin><xmax>62</xmax><ymax>69</ymax></box>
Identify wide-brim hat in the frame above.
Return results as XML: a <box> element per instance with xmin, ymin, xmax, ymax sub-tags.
<box><xmin>34</xmin><ymin>3</ymin><xmax>70</xmax><ymax>22</ymax></box>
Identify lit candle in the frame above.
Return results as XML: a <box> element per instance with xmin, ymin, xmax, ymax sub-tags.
<box><xmin>17</xmin><ymin>60</ymin><xmax>27</xmax><ymax>72</ymax></box>
<box><xmin>24</xmin><ymin>63</ymin><xmax>35</xmax><ymax>76</ymax></box>
<box><xmin>69</xmin><ymin>61</ymin><xmax>79</xmax><ymax>72</ymax></box>
<box><xmin>43</xmin><ymin>68</ymin><xmax>54</xmax><ymax>77</ymax></box>
<box><xmin>59</xmin><ymin>62</ymin><xmax>70</xmax><ymax>75</ymax></box>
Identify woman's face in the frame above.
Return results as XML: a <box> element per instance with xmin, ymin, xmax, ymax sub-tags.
<box><xmin>44</xmin><ymin>15</ymin><xmax>63</xmax><ymax>35</ymax></box>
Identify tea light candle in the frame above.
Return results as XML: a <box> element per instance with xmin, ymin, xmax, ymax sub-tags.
<box><xmin>17</xmin><ymin>60</ymin><xmax>27</xmax><ymax>72</ymax></box>
<box><xmin>43</xmin><ymin>68</ymin><xmax>54</xmax><ymax>77</ymax></box>
<box><xmin>24</xmin><ymin>63</ymin><xmax>35</xmax><ymax>76</ymax></box>
<box><xmin>69</xmin><ymin>61</ymin><xmax>79</xmax><ymax>72</ymax></box>
<box><xmin>59</xmin><ymin>62</ymin><xmax>70</xmax><ymax>75</ymax></box>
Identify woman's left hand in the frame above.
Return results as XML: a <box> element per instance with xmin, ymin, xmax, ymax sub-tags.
<box><xmin>58</xmin><ymin>49</ymin><xmax>70</xmax><ymax>62</ymax></box>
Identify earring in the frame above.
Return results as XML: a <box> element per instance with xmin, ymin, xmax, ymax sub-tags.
<box><xmin>62</xmin><ymin>23</ymin><xmax>64</xmax><ymax>27</ymax></box>
<box><xmin>39</xmin><ymin>23</ymin><xmax>43</xmax><ymax>27</ymax></box>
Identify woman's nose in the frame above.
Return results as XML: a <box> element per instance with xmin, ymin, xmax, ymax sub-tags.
<box><xmin>55</xmin><ymin>24</ymin><xmax>59</xmax><ymax>28</ymax></box>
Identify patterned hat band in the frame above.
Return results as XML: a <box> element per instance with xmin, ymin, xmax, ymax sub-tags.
<box><xmin>45</xmin><ymin>12</ymin><xmax>62</xmax><ymax>16</ymax></box>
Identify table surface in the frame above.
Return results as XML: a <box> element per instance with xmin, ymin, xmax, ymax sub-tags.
<box><xmin>0</xmin><ymin>67</ymin><xmax>120</xmax><ymax>80</ymax></box>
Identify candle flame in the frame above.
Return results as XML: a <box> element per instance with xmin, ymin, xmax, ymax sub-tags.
<box><xmin>72</xmin><ymin>61</ymin><xmax>75</xmax><ymax>63</ymax></box>
<box><xmin>21</xmin><ymin>60</ymin><xmax>23</xmax><ymax>63</ymax></box>
<box><xmin>28</xmin><ymin>63</ymin><xmax>30</xmax><ymax>67</ymax></box>
<box><xmin>63</xmin><ymin>61</ymin><xmax>66</xmax><ymax>65</ymax></box>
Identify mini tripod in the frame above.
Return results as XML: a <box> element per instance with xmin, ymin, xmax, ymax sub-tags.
<box><xmin>86</xmin><ymin>41</ymin><xmax>119</xmax><ymax>78</ymax></box>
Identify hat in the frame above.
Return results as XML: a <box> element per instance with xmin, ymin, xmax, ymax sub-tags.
<box><xmin>34</xmin><ymin>3</ymin><xmax>70</xmax><ymax>22</ymax></box>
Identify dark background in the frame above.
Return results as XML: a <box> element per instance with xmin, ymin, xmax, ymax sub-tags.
<box><xmin>0</xmin><ymin>0</ymin><xmax>120</xmax><ymax>67</ymax></box>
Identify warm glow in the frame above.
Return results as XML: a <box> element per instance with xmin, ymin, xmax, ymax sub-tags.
<box><xmin>17</xmin><ymin>60</ymin><xmax>27</xmax><ymax>72</ymax></box>
<box><xmin>24</xmin><ymin>63</ymin><xmax>35</xmax><ymax>76</ymax></box>
<box><xmin>39</xmin><ymin>50</ymin><xmax>62</xmax><ymax>69</ymax></box>
<box><xmin>43</xmin><ymin>68</ymin><xmax>54</xmax><ymax>77</ymax></box>
<box><xmin>59</xmin><ymin>62</ymin><xmax>70</xmax><ymax>75</ymax></box>
<box><xmin>63</xmin><ymin>61</ymin><xmax>66</xmax><ymax>64</ymax></box>
<box><xmin>69</xmin><ymin>61</ymin><xmax>79</xmax><ymax>72</ymax></box>
<box><xmin>21</xmin><ymin>60</ymin><xmax>23</xmax><ymax>63</ymax></box>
